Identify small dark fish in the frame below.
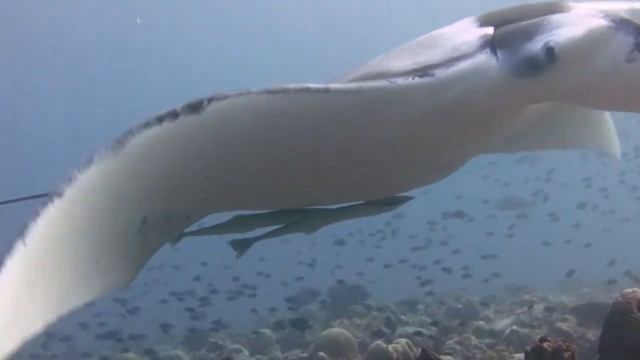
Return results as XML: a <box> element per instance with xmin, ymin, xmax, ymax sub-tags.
<box><xmin>159</xmin><ymin>323</ymin><xmax>174</xmax><ymax>334</ymax></box>
<box><xmin>333</xmin><ymin>238</ymin><xmax>347</xmax><ymax>247</ymax></box>
<box><xmin>565</xmin><ymin>269</ymin><xmax>576</xmax><ymax>278</ymax></box>
<box><xmin>480</xmin><ymin>254</ymin><xmax>499</xmax><ymax>260</ymax></box>
<box><xmin>142</xmin><ymin>348</ymin><xmax>158</xmax><ymax>358</ymax></box>
<box><xmin>441</xmin><ymin>266</ymin><xmax>453</xmax><ymax>275</ymax></box>
<box><xmin>126</xmin><ymin>333</ymin><xmax>147</xmax><ymax>342</ymax></box>
<box><xmin>419</xmin><ymin>279</ymin><xmax>434</xmax><ymax>288</ymax></box>
<box><xmin>288</xmin><ymin>317</ymin><xmax>313</xmax><ymax>332</ymax></box>
<box><xmin>272</xmin><ymin>319</ymin><xmax>287</xmax><ymax>331</ymax></box>
<box><xmin>125</xmin><ymin>306</ymin><xmax>141</xmax><ymax>316</ymax></box>
<box><xmin>624</xmin><ymin>270</ymin><xmax>640</xmax><ymax>285</ymax></box>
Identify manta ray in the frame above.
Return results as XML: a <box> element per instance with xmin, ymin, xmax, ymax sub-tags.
<box><xmin>1</xmin><ymin>1</ymin><xmax>639</xmax><ymax>358</ymax></box>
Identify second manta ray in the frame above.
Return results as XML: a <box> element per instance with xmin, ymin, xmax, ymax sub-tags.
<box><xmin>2</xmin><ymin>1</ymin><xmax>640</xmax><ymax>358</ymax></box>
<box><xmin>180</xmin><ymin>196</ymin><xmax>413</xmax><ymax>258</ymax></box>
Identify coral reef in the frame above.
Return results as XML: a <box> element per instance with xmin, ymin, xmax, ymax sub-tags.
<box><xmin>597</xmin><ymin>288</ymin><xmax>640</xmax><ymax>360</ymax></box>
<box><xmin>99</xmin><ymin>286</ymin><xmax>640</xmax><ymax>360</ymax></box>
<box><xmin>364</xmin><ymin>338</ymin><xmax>420</xmax><ymax>360</ymax></box>
<box><xmin>416</xmin><ymin>347</ymin><xmax>442</xmax><ymax>360</ymax></box>
<box><xmin>247</xmin><ymin>329</ymin><xmax>281</xmax><ymax>357</ymax></box>
<box><xmin>523</xmin><ymin>336</ymin><xmax>576</xmax><ymax>360</ymax></box>
<box><xmin>326</xmin><ymin>282</ymin><xmax>371</xmax><ymax>318</ymax></box>
<box><xmin>311</xmin><ymin>328</ymin><xmax>359</xmax><ymax>360</ymax></box>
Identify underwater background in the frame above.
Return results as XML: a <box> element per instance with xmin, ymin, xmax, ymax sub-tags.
<box><xmin>1</xmin><ymin>1</ymin><xmax>638</xmax><ymax>359</ymax></box>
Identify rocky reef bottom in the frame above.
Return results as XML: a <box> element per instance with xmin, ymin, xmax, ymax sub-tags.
<box><xmin>92</xmin><ymin>286</ymin><xmax>640</xmax><ymax>360</ymax></box>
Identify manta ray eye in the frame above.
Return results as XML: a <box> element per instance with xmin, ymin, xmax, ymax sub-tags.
<box><xmin>509</xmin><ymin>41</ymin><xmax>557</xmax><ymax>78</ymax></box>
<box><xmin>492</xmin><ymin>16</ymin><xmax>558</xmax><ymax>79</ymax></box>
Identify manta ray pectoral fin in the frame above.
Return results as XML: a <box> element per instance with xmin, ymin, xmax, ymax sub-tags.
<box><xmin>1</xmin><ymin>78</ymin><xmax>445</xmax><ymax>359</ymax></box>
<box><xmin>485</xmin><ymin>102</ymin><xmax>621</xmax><ymax>159</ymax></box>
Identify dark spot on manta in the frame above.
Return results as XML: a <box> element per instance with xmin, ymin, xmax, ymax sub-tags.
<box><xmin>264</xmin><ymin>85</ymin><xmax>331</xmax><ymax>96</ymax></box>
<box><xmin>108</xmin><ymin>86</ymin><xmax>333</xmax><ymax>154</ymax></box>
<box><xmin>410</xmin><ymin>70</ymin><xmax>436</xmax><ymax>79</ymax></box>
<box><xmin>607</xmin><ymin>15</ymin><xmax>640</xmax><ymax>64</ymax></box>
<box><xmin>179</xmin><ymin>98</ymin><xmax>207</xmax><ymax>116</ymax></box>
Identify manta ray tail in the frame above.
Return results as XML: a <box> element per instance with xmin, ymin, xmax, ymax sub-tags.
<box><xmin>0</xmin><ymin>192</ymin><xmax>50</xmax><ymax>206</ymax></box>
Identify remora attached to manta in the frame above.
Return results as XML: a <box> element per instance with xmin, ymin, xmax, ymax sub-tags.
<box><xmin>2</xmin><ymin>1</ymin><xmax>640</xmax><ymax>357</ymax></box>
<box><xmin>180</xmin><ymin>195</ymin><xmax>414</xmax><ymax>258</ymax></box>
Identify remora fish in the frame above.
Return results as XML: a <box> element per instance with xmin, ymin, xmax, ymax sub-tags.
<box><xmin>2</xmin><ymin>1</ymin><xmax>640</xmax><ymax>357</ymax></box>
<box><xmin>215</xmin><ymin>196</ymin><xmax>413</xmax><ymax>258</ymax></box>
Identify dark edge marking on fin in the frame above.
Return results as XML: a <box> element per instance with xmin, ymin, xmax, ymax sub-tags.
<box><xmin>603</xmin><ymin>14</ymin><xmax>640</xmax><ymax>64</ymax></box>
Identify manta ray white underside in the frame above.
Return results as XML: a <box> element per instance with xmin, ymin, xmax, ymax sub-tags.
<box><xmin>3</xmin><ymin>1</ymin><xmax>640</xmax><ymax>358</ymax></box>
